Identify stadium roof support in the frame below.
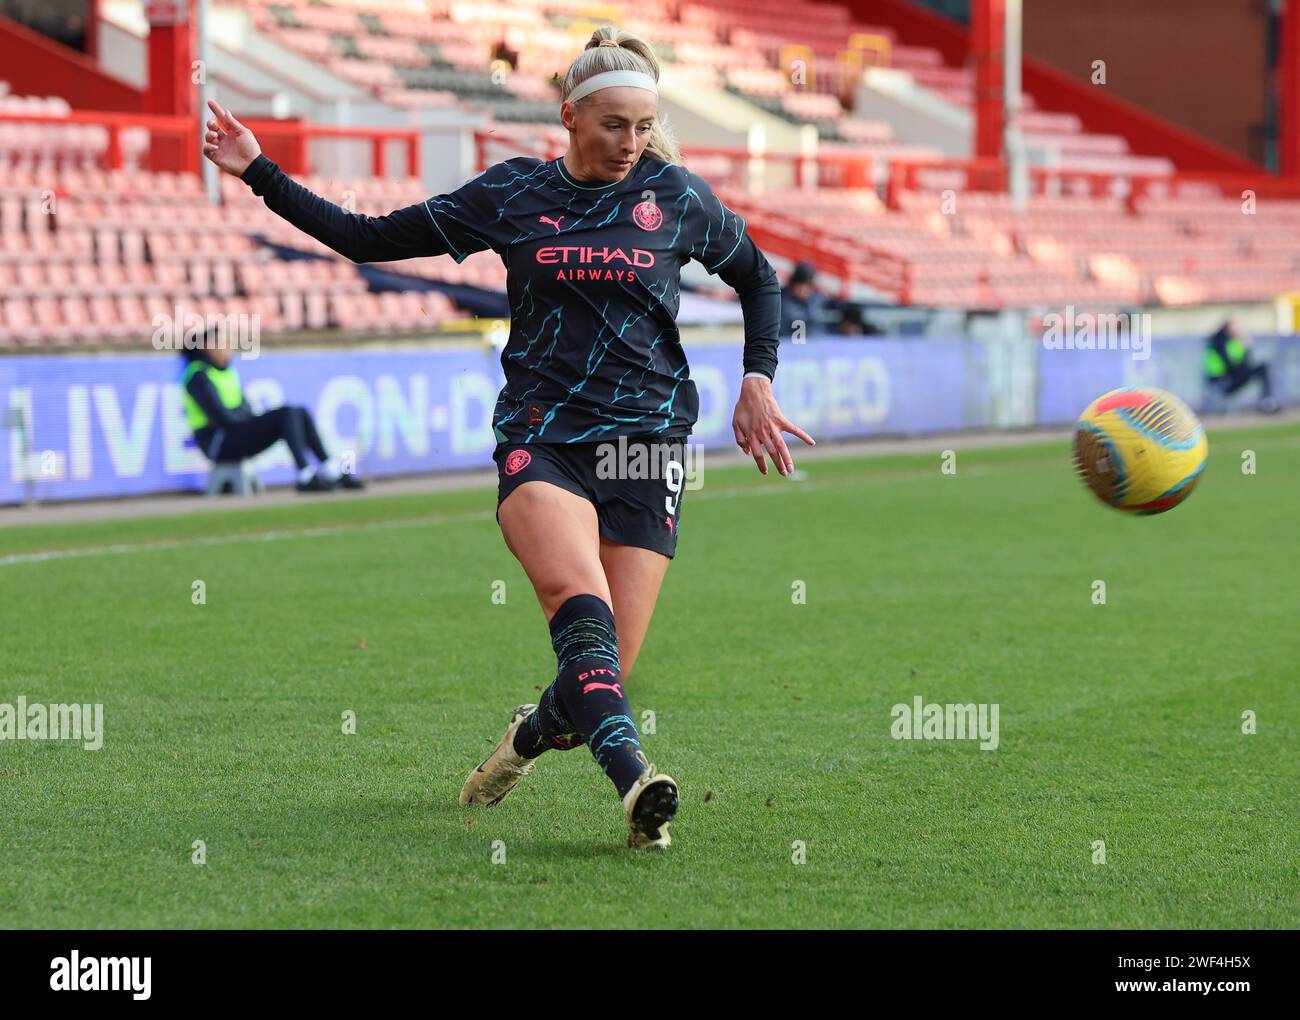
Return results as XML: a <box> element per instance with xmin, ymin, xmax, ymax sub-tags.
<box><xmin>145</xmin><ymin>0</ymin><xmax>197</xmax><ymax>174</ymax></box>
<box><xmin>971</xmin><ymin>0</ymin><xmax>1004</xmax><ymax>164</ymax></box>
<box><xmin>1004</xmin><ymin>0</ymin><xmax>1028</xmax><ymax>212</ymax></box>
<box><xmin>1281</xmin><ymin>0</ymin><xmax>1300</xmax><ymax>177</ymax></box>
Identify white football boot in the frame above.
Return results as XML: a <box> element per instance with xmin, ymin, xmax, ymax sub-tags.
<box><xmin>622</xmin><ymin>753</ymin><xmax>679</xmax><ymax>849</ymax></box>
<box><xmin>458</xmin><ymin>704</ymin><xmax>538</xmax><ymax>807</ymax></box>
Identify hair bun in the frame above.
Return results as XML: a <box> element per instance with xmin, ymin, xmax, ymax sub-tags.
<box><xmin>597</xmin><ymin>39</ymin><xmax>620</xmax><ymax>48</ymax></box>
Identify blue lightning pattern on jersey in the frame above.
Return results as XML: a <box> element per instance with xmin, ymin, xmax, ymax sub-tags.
<box><xmin>422</xmin><ymin>154</ymin><xmax>751</xmax><ymax>445</ymax></box>
<box><xmin>239</xmin><ymin>148</ymin><xmax>775</xmax><ymax>449</ymax></box>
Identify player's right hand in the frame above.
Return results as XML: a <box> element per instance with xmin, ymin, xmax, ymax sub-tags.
<box><xmin>732</xmin><ymin>375</ymin><xmax>815</xmax><ymax>477</ymax></box>
<box><xmin>203</xmin><ymin>99</ymin><xmax>262</xmax><ymax>178</ymax></box>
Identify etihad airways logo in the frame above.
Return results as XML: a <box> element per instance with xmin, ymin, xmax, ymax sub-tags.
<box><xmin>536</xmin><ymin>245</ymin><xmax>655</xmax><ymax>283</ymax></box>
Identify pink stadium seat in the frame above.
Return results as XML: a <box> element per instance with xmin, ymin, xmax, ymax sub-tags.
<box><xmin>3</xmin><ymin>298</ymin><xmax>39</xmax><ymax>345</ymax></box>
<box><xmin>160</xmin><ymin>262</ymin><xmax>192</xmax><ymax>290</ymax></box>
<box><xmin>60</xmin><ymin>296</ymin><xmax>93</xmax><ymax>339</ymax></box>
<box><xmin>305</xmin><ymin>290</ymin><xmax>328</xmax><ymax>330</ymax></box>
<box><xmin>94</xmin><ymin>228</ymin><xmax>119</xmax><ymax>264</ymax></box>
<box><xmin>189</xmin><ymin>260</ymin><xmax>212</xmax><ymax>296</ymax></box>
<box><xmin>115</xmin><ymin>295</ymin><xmax>148</xmax><ymax>335</ymax></box>
<box><xmin>212</xmin><ymin>261</ymin><xmax>236</xmax><ymax>297</ymax></box>
<box><xmin>17</xmin><ymin>262</ymin><xmax>48</xmax><ymax>294</ymax></box>
<box><xmin>0</xmin><ymin>195</ymin><xmax>23</xmax><ymax>233</ymax></box>
<box><xmin>31</xmin><ymin>297</ymin><xmax>72</xmax><ymax>345</ymax></box>
<box><xmin>279</xmin><ymin>291</ymin><xmax>304</xmax><ymax>332</ymax></box>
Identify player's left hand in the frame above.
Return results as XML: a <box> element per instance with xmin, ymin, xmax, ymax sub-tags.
<box><xmin>732</xmin><ymin>376</ymin><xmax>815</xmax><ymax>477</ymax></box>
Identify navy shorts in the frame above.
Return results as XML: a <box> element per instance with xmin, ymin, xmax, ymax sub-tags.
<box><xmin>493</xmin><ymin>436</ymin><xmax>687</xmax><ymax>559</ymax></box>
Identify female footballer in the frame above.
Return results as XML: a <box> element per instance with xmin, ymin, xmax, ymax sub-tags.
<box><xmin>203</xmin><ymin>26</ymin><xmax>814</xmax><ymax>849</ymax></box>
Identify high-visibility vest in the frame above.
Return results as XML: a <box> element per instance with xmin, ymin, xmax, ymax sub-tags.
<box><xmin>1205</xmin><ymin>336</ymin><xmax>1246</xmax><ymax>379</ymax></box>
<box><xmin>182</xmin><ymin>360</ymin><xmax>244</xmax><ymax>430</ymax></box>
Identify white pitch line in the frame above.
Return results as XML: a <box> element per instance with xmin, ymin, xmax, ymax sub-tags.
<box><xmin>0</xmin><ymin>468</ymin><xmax>904</xmax><ymax>568</ymax></box>
<box><xmin>0</xmin><ymin>460</ymin><xmax>1076</xmax><ymax>568</ymax></box>
<box><xmin>0</xmin><ymin>510</ymin><xmax>495</xmax><ymax>567</ymax></box>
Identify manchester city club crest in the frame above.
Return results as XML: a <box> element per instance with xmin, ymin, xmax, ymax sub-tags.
<box><xmin>503</xmin><ymin>449</ymin><xmax>532</xmax><ymax>476</ymax></box>
<box><xmin>633</xmin><ymin>199</ymin><xmax>662</xmax><ymax>231</ymax></box>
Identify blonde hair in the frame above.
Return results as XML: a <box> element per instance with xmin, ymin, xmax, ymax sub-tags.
<box><xmin>560</xmin><ymin>26</ymin><xmax>683</xmax><ymax>167</ymax></box>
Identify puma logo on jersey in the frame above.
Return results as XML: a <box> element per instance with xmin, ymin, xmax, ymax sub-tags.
<box><xmin>539</xmin><ymin>215</ymin><xmax>566</xmax><ymax>233</ymax></box>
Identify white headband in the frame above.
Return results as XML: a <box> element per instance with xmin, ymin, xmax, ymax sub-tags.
<box><xmin>567</xmin><ymin>69</ymin><xmax>658</xmax><ymax>104</ymax></box>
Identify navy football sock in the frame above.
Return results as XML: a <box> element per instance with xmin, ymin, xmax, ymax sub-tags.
<box><xmin>512</xmin><ymin>678</ymin><xmax>585</xmax><ymax>758</ymax></box>
<box><xmin>544</xmin><ymin>593</ymin><xmax>645</xmax><ymax>798</ymax></box>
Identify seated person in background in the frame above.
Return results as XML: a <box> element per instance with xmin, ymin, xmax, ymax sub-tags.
<box><xmin>1204</xmin><ymin>319</ymin><xmax>1279</xmax><ymax>414</ymax></box>
<box><xmin>836</xmin><ymin>302</ymin><xmax>881</xmax><ymax>335</ymax></box>
<box><xmin>779</xmin><ymin>261</ymin><xmax>831</xmax><ymax>338</ymax></box>
<box><xmin>181</xmin><ymin>330</ymin><xmax>364</xmax><ymax>492</ymax></box>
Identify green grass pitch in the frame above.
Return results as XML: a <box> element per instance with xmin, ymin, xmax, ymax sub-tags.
<box><xmin>1</xmin><ymin>421</ymin><xmax>1296</xmax><ymax>929</ymax></box>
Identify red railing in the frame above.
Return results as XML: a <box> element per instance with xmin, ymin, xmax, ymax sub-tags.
<box><xmin>886</xmin><ymin>157</ymin><xmax>1006</xmax><ymax>207</ymax></box>
<box><xmin>474</xmin><ymin>127</ymin><xmax>565</xmax><ymax>169</ymax></box>
<box><xmin>472</xmin><ymin>129</ymin><xmax>874</xmax><ymax>190</ymax></box>
<box><xmin>244</xmin><ymin>120</ymin><xmax>421</xmax><ymax>178</ymax></box>
<box><xmin>885</xmin><ymin>156</ymin><xmax>1300</xmax><ymax>208</ymax></box>
<box><xmin>745</xmin><ymin>217</ymin><xmax>910</xmax><ymax>301</ymax></box>
<box><xmin>0</xmin><ymin>109</ymin><xmax>421</xmax><ymax>178</ymax></box>
<box><xmin>1120</xmin><ymin>170</ymin><xmax>1300</xmax><ymax>204</ymax></box>
<box><xmin>683</xmin><ymin>146</ymin><xmax>873</xmax><ymax>190</ymax></box>
<box><xmin>0</xmin><ymin>109</ymin><xmax>197</xmax><ymax>173</ymax></box>
<box><xmin>742</xmin><ymin>153</ymin><xmax>1300</xmax><ymax>302</ymax></box>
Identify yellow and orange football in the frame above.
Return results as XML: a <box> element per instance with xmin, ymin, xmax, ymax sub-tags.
<box><xmin>1073</xmin><ymin>386</ymin><xmax>1208</xmax><ymax>514</ymax></box>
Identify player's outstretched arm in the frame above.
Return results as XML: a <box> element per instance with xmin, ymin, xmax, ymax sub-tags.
<box><xmin>716</xmin><ymin>238</ymin><xmax>815</xmax><ymax>476</ymax></box>
<box><xmin>203</xmin><ymin>99</ymin><xmax>435</xmax><ymax>265</ymax></box>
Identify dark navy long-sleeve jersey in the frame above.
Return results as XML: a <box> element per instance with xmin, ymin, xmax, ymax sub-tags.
<box><xmin>241</xmin><ymin>152</ymin><xmax>781</xmax><ymax>444</ymax></box>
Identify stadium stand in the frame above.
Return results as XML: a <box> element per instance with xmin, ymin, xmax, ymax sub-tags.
<box><xmin>3</xmin><ymin>0</ymin><xmax>1300</xmax><ymax>348</ymax></box>
<box><xmin>0</xmin><ymin>79</ymin><xmax>469</xmax><ymax>347</ymax></box>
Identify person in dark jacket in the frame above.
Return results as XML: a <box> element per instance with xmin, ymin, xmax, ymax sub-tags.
<box><xmin>779</xmin><ymin>261</ymin><xmax>832</xmax><ymax>339</ymax></box>
<box><xmin>1205</xmin><ymin>319</ymin><xmax>1279</xmax><ymax>414</ymax></box>
<box><xmin>180</xmin><ymin>332</ymin><xmax>363</xmax><ymax>492</ymax></box>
